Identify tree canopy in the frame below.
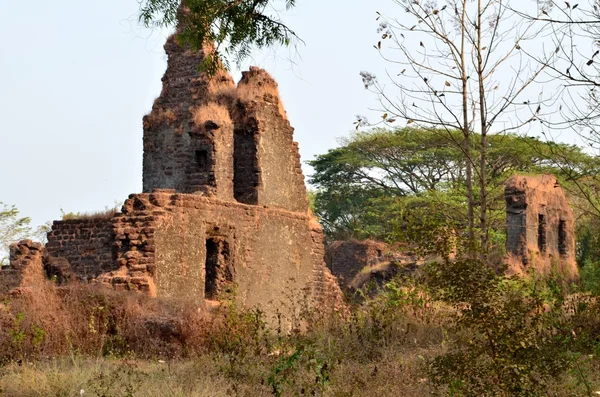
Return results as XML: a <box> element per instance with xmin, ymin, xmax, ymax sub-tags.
<box><xmin>0</xmin><ymin>202</ymin><xmax>32</xmax><ymax>266</ymax></box>
<box><xmin>309</xmin><ymin>127</ymin><xmax>599</xmax><ymax>258</ymax></box>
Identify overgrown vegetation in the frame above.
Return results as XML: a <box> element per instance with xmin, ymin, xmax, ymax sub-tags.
<box><xmin>59</xmin><ymin>203</ymin><xmax>122</xmax><ymax>221</ymax></box>
<box><xmin>309</xmin><ymin>128</ymin><xmax>600</xmax><ymax>257</ymax></box>
<box><xmin>2</xmin><ymin>258</ymin><xmax>600</xmax><ymax>396</ymax></box>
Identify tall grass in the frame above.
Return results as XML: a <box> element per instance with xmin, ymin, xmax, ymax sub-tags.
<box><xmin>2</xmin><ymin>260</ymin><xmax>600</xmax><ymax>395</ymax></box>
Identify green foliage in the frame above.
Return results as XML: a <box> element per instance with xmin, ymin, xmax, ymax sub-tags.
<box><xmin>0</xmin><ymin>202</ymin><xmax>32</xmax><ymax>266</ymax></box>
<box><xmin>7</xmin><ymin>311</ymin><xmax>47</xmax><ymax>362</ymax></box>
<box><xmin>579</xmin><ymin>259</ymin><xmax>600</xmax><ymax>295</ymax></box>
<box><xmin>9</xmin><ymin>313</ymin><xmax>26</xmax><ymax>352</ymax></box>
<box><xmin>306</xmin><ymin>189</ymin><xmax>316</xmax><ymax>214</ymax></box>
<box><xmin>424</xmin><ymin>259</ymin><xmax>575</xmax><ymax>395</ymax></box>
<box><xmin>309</xmin><ymin>127</ymin><xmax>596</xmax><ymax>255</ymax></box>
<box><xmin>138</xmin><ymin>0</ymin><xmax>299</xmax><ymax>72</ymax></box>
<box><xmin>266</xmin><ymin>345</ymin><xmax>331</xmax><ymax>397</ymax></box>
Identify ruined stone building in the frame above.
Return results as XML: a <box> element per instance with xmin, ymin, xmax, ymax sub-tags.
<box><xmin>1</xmin><ymin>33</ymin><xmax>342</xmax><ymax>319</ymax></box>
<box><xmin>325</xmin><ymin>240</ymin><xmax>421</xmax><ymax>291</ymax></box>
<box><xmin>505</xmin><ymin>174</ymin><xmax>578</xmax><ymax>279</ymax></box>
<box><xmin>320</xmin><ymin>174</ymin><xmax>579</xmax><ymax>291</ymax></box>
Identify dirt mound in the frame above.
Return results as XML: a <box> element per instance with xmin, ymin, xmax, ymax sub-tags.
<box><xmin>325</xmin><ymin>240</ymin><xmax>425</xmax><ymax>292</ymax></box>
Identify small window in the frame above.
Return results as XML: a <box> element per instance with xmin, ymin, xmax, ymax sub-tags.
<box><xmin>195</xmin><ymin>150</ymin><xmax>209</xmax><ymax>171</ymax></box>
<box><xmin>558</xmin><ymin>220</ymin><xmax>567</xmax><ymax>256</ymax></box>
<box><xmin>537</xmin><ymin>214</ymin><xmax>546</xmax><ymax>253</ymax></box>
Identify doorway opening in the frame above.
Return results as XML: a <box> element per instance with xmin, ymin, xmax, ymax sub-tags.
<box><xmin>204</xmin><ymin>237</ymin><xmax>233</xmax><ymax>300</ymax></box>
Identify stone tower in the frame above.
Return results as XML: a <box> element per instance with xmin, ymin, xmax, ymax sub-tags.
<box><xmin>505</xmin><ymin>174</ymin><xmax>578</xmax><ymax>280</ymax></box>
<box><xmin>2</xmin><ymin>27</ymin><xmax>344</xmax><ymax>323</ymax></box>
<box><xmin>142</xmin><ymin>37</ymin><xmax>308</xmax><ymax>213</ymax></box>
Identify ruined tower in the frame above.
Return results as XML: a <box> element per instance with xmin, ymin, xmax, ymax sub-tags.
<box><xmin>3</xmin><ymin>28</ymin><xmax>343</xmax><ymax>322</ymax></box>
<box><xmin>505</xmin><ymin>174</ymin><xmax>578</xmax><ymax>280</ymax></box>
<box><xmin>142</xmin><ymin>38</ymin><xmax>307</xmax><ymax>212</ymax></box>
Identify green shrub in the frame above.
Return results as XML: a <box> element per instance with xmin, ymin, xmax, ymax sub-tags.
<box><xmin>579</xmin><ymin>259</ymin><xmax>600</xmax><ymax>295</ymax></box>
<box><xmin>424</xmin><ymin>259</ymin><xmax>574</xmax><ymax>395</ymax></box>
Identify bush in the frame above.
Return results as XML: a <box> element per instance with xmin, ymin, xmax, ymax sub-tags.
<box><xmin>424</xmin><ymin>259</ymin><xmax>580</xmax><ymax>395</ymax></box>
<box><xmin>579</xmin><ymin>259</ymin><xmax>600</xmax><ymax>295</ymax></box>
<box><xmin>2</xmin><ymin>260</ymin><xmax>600</xmax><ymax>395</ymax></box>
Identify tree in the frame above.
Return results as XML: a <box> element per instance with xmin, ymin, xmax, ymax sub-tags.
<box><xmin>309</xmin><ymin>127</ymin><xmax>595</xmax><ymax>257</ymax></box>
<box><xmin>360</xmin><ymin>0</ymin><xmax>559</xmax><ymax>255</ymax></box>
<box><xmin>138</xmin><ymin>0</ymin><xmax>299</xmax><ymax>72</ymax></box>
<box><xmin>513</xmin><ymin>1</ymin><xmax>600</xmax><ymax>144</ymax></box>
<box><xmin>510</xmin><ymin>2</ymin><xmax>600</xmax><ymax>223</ymax></box>
<box><xmin>0</xmin><ymin>202</ymin><xmax>32</xmax><ymax>266</ymax></box>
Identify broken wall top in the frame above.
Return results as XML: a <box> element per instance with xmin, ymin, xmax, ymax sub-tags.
<box><xmin>142</xmin><ymin>30</ymin><xmax>308</xmax><ymax>213</ymax></box>
<box><xmin>505</xmin><ymin>174</ymin><xmax>574</xmax><ymax>222</ymax></box>
<box><xmin>504</xmin><ymin>174</ymin><xmax>577</xmax><ymax>280</ymax></box>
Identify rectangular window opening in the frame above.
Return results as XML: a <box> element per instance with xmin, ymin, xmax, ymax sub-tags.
<box><xmin>195</xmin><ymin>150</ymin><xmax>209</xmax><ymax>171</ymax></box>
<box><xmin>537</xmin><ymin>214</ymin><xmax>546</xmax><ymax>253</ymax></box>
<box><xmin>204</xmin><ymin>237</ymin><xmax>232</xmax><ymax>300</ymax></box>
<box><xmin>558</xmin><ymin>220</ymin><xmax>567</xmax><ymax>256</ymax></box>
<box><xmin>234</xmin><ymin>130</ymin><xmax>259</xmax><ymax>204</ymax></box>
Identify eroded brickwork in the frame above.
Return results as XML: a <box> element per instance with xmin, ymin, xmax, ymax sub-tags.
<box><xmin>142</xmin><ymin>30</ymin><xmax>308</xmax><ymax>213</ymax></box>
<box><xmin>0</xmin><ymin>241</ymin><xmax>46</xmax><ymax>295</ymax></box>
<box><xmin>142</xmin><ymin>36</ymin><xmax>236</xmax><ymax>198</ymax></box>
<box><xmin>232</xmin><ymin>68</ymin><xmax>308</xmax><ymax>212</ymax></box>
<box><xmin>4</xmin><ymin>20</ymin><xmax>343</xmax><ymax>322</ymax></box>
<box><xmin>46</xmin><ymin>218</ymin><xmax>117</xmax><ymax>281</ymax></box>
<box><xmin>325</xmin><ymin>240</ymin><xmax>390</xmax><ymax>286</ymax></box>
<box><xmin>325</xmin><ymin>240</ymin><xmax>424</xmax><ymax>291</ymax></box>
<box><xmin>505</xmin><ymin>174</ymin><xmax>578</xmax><ymax>280</ymax></box>
<box><xmin>77</xmin><ymin>191</ymin><xmax>341</xmax><ymax>319</ymax></box>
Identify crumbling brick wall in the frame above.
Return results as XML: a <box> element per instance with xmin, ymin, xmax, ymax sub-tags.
<box><xmin>3</xmin><ymin>20</ymin><xmax>344</xmax><ymax>323</ymax></box>
<box><xmin>84</xmin><ymin>191</ymin><xmax>342</xmax><ymax>321</ymax></box>
<box><xmin>142</xmin><ymin>32</ymin><xmax>308</xmax><ymax>213</ymax></box>
<box><xmin>142</xmin><ymin>36</ymin><xmax>236</xmax><ymax>198</ymax></box>
<box><xmin>325</xmin><ymin>240</ymin><xmax>390</xmax><ymax>286</ymax></box>
<box><xmin>505</xmin><ymin>174</ymin><xmax>578</xmax><ymax>280</ymax></box>
<box><xmin>45</xmin><ymin>218</ymin><xmax>117</xmax><ymax>281</ymax></box>
<box><xmin>310</xmin><ymin>225</ymin><xmax>347</xmax><ymax>312</ymax></box>
<box><xmin>325</xmin><ymin>240</ymin><xmax>424</xmax><ymax>292</ymax></box>
<box><xmin>232</xmin><ymin>67</ymin><xmax>308</xmax><ymax>212</ymax></box>
<box><xmin>0</xmin><ymin>241</ymin><xmax>46</xmax><ymax>295</ymax></box>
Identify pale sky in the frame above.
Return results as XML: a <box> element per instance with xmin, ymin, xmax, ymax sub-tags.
<box><xmin>0</xmin><ymin>0</ymin><xmax>400</xmax><ymax>229</ymax></box>
<box><xmin>0</xmin><ymin>0</ymin><xmax>585</xmax><ymax>231</ymax></box>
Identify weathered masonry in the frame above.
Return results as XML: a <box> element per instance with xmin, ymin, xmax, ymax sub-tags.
<box><xmin>3</xmin><ymin>30</ymin><xmax>343</xmax><ymax>320</ymax></box>
<box><xmin>505</xmin><ymin>174</ymin><xmax>578</xmax><ymax>279</ymax></box>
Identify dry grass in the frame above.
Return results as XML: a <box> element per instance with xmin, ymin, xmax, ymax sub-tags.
<box><xmin>237</xmin><ymin>68</ymin><xmax>287</xmax><ymax>119</ymax></box>
<box><xmin>2</xmin><ymin>275</ymin><xmax>600</xmax><ymax>395</ymax></box>
<box><xmin>60</xmin><ymin>208</ymin><xmax>118</xmax><ymax>221</ymax></box>
<box><xmin>0</xmin><ymin>357</ymin><xmax>231</xmax><ymax>397</ymax></box>
<box><xmin>206</xmin><ymin>70</ymin><xmax>236</xmax><ymax>104</ymax></box>
<box><xmin>191</xmin><ymin>103</ymin><xmax>232</xmax><ymax>132</ymax></box>
<box><xmin>0</xmin><ymin>284</ymin><xmax>209</xmax><ymax>362</ymax></box>
<box><xmin>143</xmin><ymin>108</ymin><xmax>177</xmax><ymax>130</ymax></box>
<box><xmin>0</xmin><ymin>280</ymin><xmax>446</xmax><ymax>395</ymax></box>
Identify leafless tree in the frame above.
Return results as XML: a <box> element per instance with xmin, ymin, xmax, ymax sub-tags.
<box><xmin>517</xmin><ymin>2</ymin><xmax>600</xmax><ymax>146</ymax></box>
<box><xmin>359</xmin><ymin>0</ymin><xmax>559</xmax><ymax>255</ymax></box>
<box><xmin>506</xmin><ymin>1</ymin><xmax>600</xmax><ymax>221</ymax></box>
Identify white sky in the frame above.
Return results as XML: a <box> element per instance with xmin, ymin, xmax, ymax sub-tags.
<box><xmin>0</xmin><ymin>0</ymin><xmax>587</xmax><ymax>231</ymax></box>
<box><xmin>0</xmin><ymin>0</ymin><xmax>400</xmax><ymax>229</ymax></box>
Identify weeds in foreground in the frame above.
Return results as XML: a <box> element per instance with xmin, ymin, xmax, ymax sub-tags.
<box><xmin>2</xmin><ymin>259</ymin><xmax>600</xmax><ymax>395</ymax></box>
